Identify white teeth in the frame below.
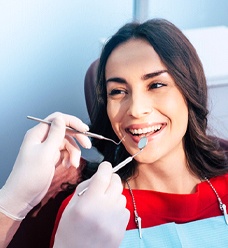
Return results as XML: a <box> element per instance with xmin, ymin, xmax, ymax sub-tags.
<box><xmin>129</xmin><ymin>125</ymin><xmax>162</xmax><ymax>135</ymax></box>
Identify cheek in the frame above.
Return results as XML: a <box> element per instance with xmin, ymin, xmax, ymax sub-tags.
<box><xmin>168</xmin><ymin>95</ymin><xmax>188</xmax><ymax>130</ymax></box>
<box><xmin>160</xmin><ymin>91</ymin><xmax>188</xmax><ymax>129</ymax></box>
<box><xmin>107</xmin><ymin>101</ymin><xmax>126</xmax><ymax>128</ymax></box>
<box><xmin>167</xmin><ymin>98</ymin><xmax>188</xmax><ymax>116</ymax></box>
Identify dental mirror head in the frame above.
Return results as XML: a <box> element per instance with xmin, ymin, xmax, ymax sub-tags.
<box><xmin>112</xmin><ymin>136</ymin><xmax>148</xmax><ymax>173</ymax></box>
<box><xmin>138</xmin><ymin>136</ymin><xmax>148</xmax><ymax>150</ymax></box>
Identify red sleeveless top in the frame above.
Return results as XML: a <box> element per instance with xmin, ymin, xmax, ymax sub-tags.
<box><xmin>50</xmin><ymin>174</ymin><xmax>228</xmax><ymax>247</ymax></box>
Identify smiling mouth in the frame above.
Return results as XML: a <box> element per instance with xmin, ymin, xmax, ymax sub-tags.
<box><xmin>127</xmin><ymin>124</ymin><xmax>163</xmax><ymax>136</ymax></box>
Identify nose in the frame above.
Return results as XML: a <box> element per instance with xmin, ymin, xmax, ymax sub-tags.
<box><xmin>126</xmin><ymin>93</ymin><xmax>153</xmax><ymax>118</ymax></box>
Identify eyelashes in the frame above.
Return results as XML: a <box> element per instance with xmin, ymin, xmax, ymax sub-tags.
<box><xmin>108</xmin><ymin>89</ymin><xmax>127</xmax><ymax>96</ymax></box>
<box><xmin>108</xmin><ymin>82</ymin><xmax>167</xmax><ymax>95</ymax></box>
<box><xmin>107</xmin><ymin>81</ymin><xmax>168</xmax><ymax>100</ymax></box>
<box><xmin>148</xmin><ymin>82</ymin><xmax>167</xmax><ymax>89</ymax></box>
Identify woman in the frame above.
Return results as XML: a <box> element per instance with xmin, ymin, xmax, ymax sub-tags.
<box><xmin>53</xmin><ymin>18</ymin><xmax>228</xmax><ymax>247</ymax></box>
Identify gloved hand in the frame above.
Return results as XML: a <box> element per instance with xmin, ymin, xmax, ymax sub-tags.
<box><xmin>0</xmin><ymin>112</ymin><xmax>91</xmax><ymax>221</ymax></box>
<box><xmin>53</xmin><ymin>162</ymin><xmax>130</xmax><ymax>248</ymax></box>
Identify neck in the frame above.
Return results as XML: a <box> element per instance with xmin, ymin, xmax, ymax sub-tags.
<box><xmin>128</xmin><ymin>154</ymin><xmax>201</xmax><ymax>194</ymax></box>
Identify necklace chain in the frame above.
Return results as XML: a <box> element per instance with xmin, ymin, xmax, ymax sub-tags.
<box><xmin>126</xmin><ymin>177</ymin><xmax>228</xmax><ymax>239</ymax></box>
<box><xmin>126</xmin><ymin>180</ymin><xmax>142</xmax><ymax>239</ymax></box>
<box><xmin>204</xmin><ymin>177</ymin><xmax>228</xmax><ymax>224</ymax></box>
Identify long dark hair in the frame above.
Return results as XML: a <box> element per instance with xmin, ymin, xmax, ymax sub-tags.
<box><xmin>81</xmin><ymin>18</ymin><xmax>228</xmax><ymax>182</ymax></box>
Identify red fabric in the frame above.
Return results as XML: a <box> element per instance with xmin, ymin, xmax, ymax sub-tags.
<box><xmin>50</xmin><ymin>174</ymin><xmax>228</xmax><ymax>247</ymax></box>
<box><xmin>125</xmin><ymin>174</ymin><xmax>228</xmax><ymax>230</ymax></box>
<box><xmin>50</xmin><ymin>194</ymin><xmax>74</xmax><ymax>247</ymax></box>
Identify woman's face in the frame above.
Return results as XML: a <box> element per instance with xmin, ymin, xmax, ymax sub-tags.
<box><xmin>105</xmin><ymin>39</ymin><xmax>188</xmax><ymax>164</ymax></box>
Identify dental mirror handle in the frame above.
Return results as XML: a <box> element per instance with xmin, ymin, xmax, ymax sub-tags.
<box><xmin>77</xmin><ymin>160</ymin><xmax>132</xmax><ymax>196</ymax></box>
<box><xmin>78</xmin><ymin>149</ymin><xmax>143</xmax><ymax>196</ymax></box>
<box><xmin>112</xmin><ymin>149</ymin><xmax>142</xmax><ymax>173</ymax></box>
<box><xmin>112</xmin><ymin>157</ymin><xmax>133</xmax><ymax>173</ymax></box>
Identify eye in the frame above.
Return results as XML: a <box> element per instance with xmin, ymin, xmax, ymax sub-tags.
<box><xmin>108</xmin><ymin>88</ymin><xmax>127</xmax><ymax>96</ymax></box>
<box><xmin>149</xmin><ymin>82</ymin><xmax>167</xmax><ymax>89</ymax></box>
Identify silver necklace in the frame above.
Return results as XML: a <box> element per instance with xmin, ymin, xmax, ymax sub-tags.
<box><xmin>126</xmin><ymin>180</ymin><xmax>142</xmax><ymax>239</ymax></box>
<box><xmin>126</xmin><ymin>177</ymin><xmax>228</xmax><ymax>239</ymax></box>
<box><xmin>204</xmin><ymin>177</ymin><xmax>228</xmax><ymax>224</ymax></box>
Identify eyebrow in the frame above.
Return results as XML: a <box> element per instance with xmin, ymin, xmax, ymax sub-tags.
<box><xmin>106</xmin><ymin>77</ymin><xmax>126</xmax><ymax>84</ymax></box>
<box><xmin>106</xmin><ymin>70</ymin><xmax>168</xmax><ymax>84</ymax></box>
<box><xmin>142</xmin><ymin>70</ymin><xmax>168</xmax><ymax>80</ymax></box>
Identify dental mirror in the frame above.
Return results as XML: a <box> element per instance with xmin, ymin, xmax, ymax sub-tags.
<box><xmin>138</xmin><ymin>136</ymin><xmax>148</xmax><ymax>150</ymax></box>
<box><xmin>112</xmin><ymin>136</ymin><xmax>148</xmax><ymax>173</ymax></box>
<box><xmin>78</xmin><ymin>136</ymin><xmax>148</xmax><ymax>196</ymax></box>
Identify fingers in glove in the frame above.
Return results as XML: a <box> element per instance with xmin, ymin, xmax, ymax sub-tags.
<box><xmin>44</xmin><ymin>117</ymin><xmax>66</xmax><ymax>152</ymax></box>
<box><xmin>58</xmin><ymin>135</ymin><xmax>81</xmax><ymax>168</ymax></box>
<box><xmin>47</xmin><ymin>112</ymin><xmax>92</xmax><ymax>149</ymax></box>
<box><xmin>85</xmin><ymin>162</ymin><xmax>113</xmax><ymax>196</ymax></box>
<box><xmin>75</xmin><ymin>179</ymin><xmax>91</xmax><ymax>196</ymax></box>
<box><xmin>104</xmin><ymin>173</ymin><xmax>123</xmax><ymax>197</ymax></box>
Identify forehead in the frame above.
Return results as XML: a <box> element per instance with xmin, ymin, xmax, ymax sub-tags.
<box><xmin>105</xmin><ymin>38</ymin><xmax>166</xmax><ymax>76</ymax></box>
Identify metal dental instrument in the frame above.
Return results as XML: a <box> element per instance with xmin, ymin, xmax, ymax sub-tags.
<box><xmin>27</xmin><ymin>116</ymin><xmax>123</xmax><ymax>145</ymax></box>
<box><xmin>77</xmin><ymin>136</ymin><xmax>148</xmax><ymax>196</ymax></box>
<box><xmin>112</xmin><ymin>136</ymin><xmax>148</xmax><ymax>173</ymax></box>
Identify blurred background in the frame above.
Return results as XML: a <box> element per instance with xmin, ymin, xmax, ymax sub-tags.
<box><xmin>0</xmin><ymin>0</ymin><xmax>228</xmax><ymax>187</ymax></box>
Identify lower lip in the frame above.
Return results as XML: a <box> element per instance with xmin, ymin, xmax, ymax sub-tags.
<box><xmin>129</xmin><ymin>124</ymin><xmax>166</xmax><ymax>144</ymax></box>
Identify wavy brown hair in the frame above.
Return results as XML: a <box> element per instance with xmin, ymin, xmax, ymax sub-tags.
<box><xmin>81</xmin><ymin>18</ymin><xmax>228</xmax><ymax>182</ymax></box>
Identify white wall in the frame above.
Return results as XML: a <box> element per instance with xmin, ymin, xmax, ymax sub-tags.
<box><xmin>147</xmin><ymin>0</ymin><xmax>228</xmax><ymax>29</ymax></box>
<box><xmin>183</xmin><ymin>26</ymin><xmax>228</xmax><ymax>139</ymax></box>
<box><xmin>0</xmin><ymin>0</ymin><xmax>133</xmax><ymax>186</ymax></box>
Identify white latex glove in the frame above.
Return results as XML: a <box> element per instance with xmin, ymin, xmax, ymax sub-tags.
<box><xmin>53</xmin><ymin>162</ymin><xmax>130</xmax><ymax>248</ymax></box>
<box><xmin>0</xmin><ymin>112</ymin><xmax>92</xmax><ymax>221</ymax></box>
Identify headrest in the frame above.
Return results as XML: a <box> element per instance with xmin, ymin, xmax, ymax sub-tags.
<box><xmin>84</xmin><ymin>59</ymin><xmax>99</xmax><ymax>119</ymax></box>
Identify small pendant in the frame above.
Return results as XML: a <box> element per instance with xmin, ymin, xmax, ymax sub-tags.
<box><xmin>134</xmin><ymin>210</ymin><xmax>142</xmax><ymax>239</ymax></box>
<box><xmin>221</xmin><ymin>203</ymin><xmax>228</xmax><ymax>225</ymax></box>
